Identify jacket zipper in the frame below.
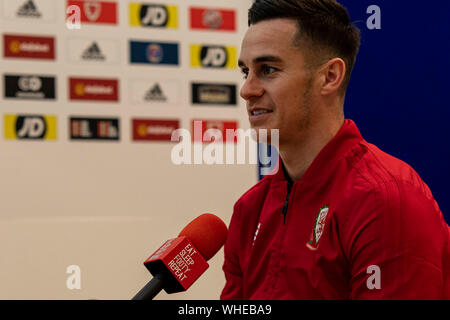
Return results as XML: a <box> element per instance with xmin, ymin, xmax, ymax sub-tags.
<box><xmin>282</xmin><ymin>181</ymin><xmax>293</xmax><ymax>224</ymax></box>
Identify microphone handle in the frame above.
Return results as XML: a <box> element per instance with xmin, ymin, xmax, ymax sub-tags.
<box><xmin>132</xmin><ymin>273</ymin><xmax>166</xmax><ymax>300</ymax></box>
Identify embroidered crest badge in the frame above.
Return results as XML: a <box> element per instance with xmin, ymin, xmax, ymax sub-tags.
<box><xmin>306</xmin><ymin>205</ymin><xmax>329</xmax><ymax>250</ymax></box>
<box><xmin>84</xmin><ymin>1</ymin><xmax>101</xmax><ymax>22</ymax></box>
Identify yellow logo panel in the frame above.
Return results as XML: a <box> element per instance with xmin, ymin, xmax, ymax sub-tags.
<box><xmin>129</xmin><ymin>3</ymin><xmax>178</xmax><ymax>28</ymax></box>
<box><xmin>4</xmin><ymin>114</ymin><xmax>57</xmax><ymax>140</ymax></box>
<box><xmin>190</xmin><ymin>45</ymin><xmax>237</xmax><ymax>69</ymax></box>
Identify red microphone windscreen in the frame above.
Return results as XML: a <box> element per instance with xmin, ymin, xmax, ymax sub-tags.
<box><xmin>178</xmin><ymin>213</ymin><xmax>228</xmax><ymax>261</ymax></box>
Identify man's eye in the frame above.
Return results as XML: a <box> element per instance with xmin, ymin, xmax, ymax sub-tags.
<box><xmin>241</xmin><ymin>68</ymin><xmax>249</xmax><ymax>79</ymax></box>
<box><xmin>262</xmin><ymin>65</ymin><xmax>276</xmax><ymax>75</ymax></box>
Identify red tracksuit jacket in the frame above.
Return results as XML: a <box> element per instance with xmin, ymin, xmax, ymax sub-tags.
<box><xmin>221</xmin><ymin>119</ymin><xmax>450</xmax><ymax>299</ymax></box>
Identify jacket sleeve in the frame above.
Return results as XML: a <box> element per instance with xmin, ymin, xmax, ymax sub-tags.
<box><xmin>342</xmin><ymin>180</ymin><xmax>449</xmax><ymax>299</ymax></box>
<box><xmin>220</xmin><ymin>201</ymin><xmax>244</xmax><ymax>300</ymax></box>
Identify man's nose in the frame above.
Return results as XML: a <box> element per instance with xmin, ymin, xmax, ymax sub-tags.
<box><xmin>240</xmin><ymin>74</ymin><xmax>264</xmax><ymax>101</ymax></box>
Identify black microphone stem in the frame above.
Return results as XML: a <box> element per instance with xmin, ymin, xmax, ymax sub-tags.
<box><xmin>132</xmin><ymin>273</ymin><xmax>166</xmax><ymax>300</ymax></box>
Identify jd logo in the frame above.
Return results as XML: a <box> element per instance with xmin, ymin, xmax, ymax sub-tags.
<box><xmin>18</xmin><ymin>76</ymin><xmax>42</xmax><ymax>92</ymax></box>
<box><xmin>16</xmin><ymin>116</ymin><xmax>46</xmax><ymax>139</ymax></box>
<box><xmin>201</xmin><ymin>46</ymin><xmax>227</xmax><ymax>68</ymax></box>
<box><xmin>140</xmin><ymin>5</ymin><xmax>168</xmax><ymax>26</ymax></box>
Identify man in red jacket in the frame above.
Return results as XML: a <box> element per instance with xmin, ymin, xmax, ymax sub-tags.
<box><xmin>221</xmin><ymin>0</ymin><xmax>449</xmax><ymax>299</ymax></box>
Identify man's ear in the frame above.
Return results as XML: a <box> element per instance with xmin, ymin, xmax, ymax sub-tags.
<box><xmin>318</xmin><ymin>58</ymin><xmax>346</xmax><ymax>96</ymax></box>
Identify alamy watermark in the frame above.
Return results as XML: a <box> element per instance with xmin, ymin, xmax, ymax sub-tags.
<box><xmin>366</xmin><ymin>265</ymin><xmax>381</xmax><ymax>290</ymax></box>
<box><xmin>66</xmin><ymin>265</ymin><xmax>81</xmax><ymax>290</ymax></box>
<box><xmin>65</xmin><ymin>4</ymin><xmax>381</xmax><ymax>30</ymax></box>
<box><xmin>170</xmin><ymin>121</ymin><xmax>279</xmax><ymax>176</ymax></box>
<box><xmin>66</xmin><ymin>5</ymin><xmax>81</xmax><ymax>30</ymax></box>
<box><xmin>366</xmin><ymin>5</ymin><xmax>381</xmax><ymax>30</ymax></box>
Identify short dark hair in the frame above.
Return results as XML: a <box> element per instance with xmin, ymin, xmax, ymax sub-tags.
<box><xmin>248</xmin><ymin>0</ymin><xmax>361</xmax><ymax>93</ymax></box>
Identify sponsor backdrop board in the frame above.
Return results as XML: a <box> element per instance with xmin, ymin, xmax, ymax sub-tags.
<box><xmin>0</xmin><ymin>0</ymin><xmax>254</xmax><ymax>300</ymax></box>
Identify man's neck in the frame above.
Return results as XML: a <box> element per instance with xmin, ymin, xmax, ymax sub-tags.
<box><xmin>279</xmin><ymin>118</ymin><xmax>344</xmax><ymax>181</ymax></box>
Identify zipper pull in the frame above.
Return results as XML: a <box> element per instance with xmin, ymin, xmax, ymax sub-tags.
<box><xmin>282</xmin><ymin>181</ymin><xmax>293</xmax><ymax>224</ymax></box>
<box><xmin>282</xmin><ymin>199</ymin><xmax>289</xmax><ymax>224</ymax></box>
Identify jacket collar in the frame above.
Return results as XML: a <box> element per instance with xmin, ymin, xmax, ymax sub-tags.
<box><xmin>271</xmin><ymin>119</ymin><xmax>364</xmax><ymax>185</ymax></box>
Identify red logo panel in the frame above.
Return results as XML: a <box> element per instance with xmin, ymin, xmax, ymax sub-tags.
<box><xmin>192</xmin><ymin>119</ymin><xmax>238</xmax><ymax>143</ymax></box>
<box><xmin>189</xmin><ymin>7</ymin><xmax>236</xmax><ymax>31</ymax></box>
<box><xmin>3</xmin><ymin>34</ymin><xmax>55</xmax><ymax>60</ymax></box>
<box><xmin>69</xmin><ymin>77</ymin><xmax>119</xmax><ymax>102</ymax></box>
<box><xmin>67</xmin><ymin>0</ymin><xmax>118</xmax><ymax>25</ymax></box>
<box><xmin>132</xmin><ymin>119</ymin><xmax>180</xmax><ymax>142</ymax></box>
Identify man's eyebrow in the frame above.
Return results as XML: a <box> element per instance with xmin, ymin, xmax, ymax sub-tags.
<box><xmin>238</xmin><ymin>55</ymin><xmax>283</xmax><ymax>68</ymax></box>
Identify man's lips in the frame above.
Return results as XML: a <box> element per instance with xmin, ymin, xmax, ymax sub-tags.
<box><xmin>248</xmin><ymin>108</ymin><xmax>273</xmax><ymax>122</ymax></box>
<box><xmin>248</xmin><ymin>107</ymin><xmax>273</xmax><ymax>116</ymax></box>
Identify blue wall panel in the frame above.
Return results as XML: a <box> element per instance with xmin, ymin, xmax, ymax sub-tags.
<box><xmin>257</xmin><ymin>1</ymin><xmax>449</xmax><ymax>223</ymax></box>
<box><xmin>341</xmin><ymin>0</ymin><xmax>449</xmax><ymax>222</ymax></box>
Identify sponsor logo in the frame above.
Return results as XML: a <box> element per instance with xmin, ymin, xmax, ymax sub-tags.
<box><xmin>3</xmin><ymin>34</ymin><xmax>55</xmax><ymax>60</ymax></box>
<box><xmin>17</xmin><ymin>0</ymin><xmax>42</xmax><ymax>18</ymax></box>
<box><xmin>4</xmin><ymin>74</ymin><xmax>56</xmax><ymax>100</ymax></box>
<box><xmin>4</xmin><ymin>114</ymin><xmax>57</xmax><ymax>140</ymax></box>
<box><xmin>129</xmin><ymin>3</ymin><xmax>178</xmax><ymax>28</ymax></box>
<box><xmin>191</xmin><ymin>119</ymin><xmax>238</xmax><ymax>143</ymax></box>
<box><xmin>190</xmin><ymin>7</ymin><xmax>236</xmax><ymax>31</ymax></box>
<box><xmin>67</xmin><ymin>38</ymin><xmax>120</xmax><ymax>64</ymax></box>
<box><xmin>132</xmin><ymin>119</ymin><xmax>180</xmax><ymax>141</ymax></box>
<box><xmin>190</xmin><ymin>45</ymin><xmax>237</xmax><ymax>69</ymax></box>
<box><xmin>191</xmin><ymin>83</ymin><xmax>236</xmax><ymax>105</ymax></box>
<box><xmin>2</xmin><ymin>0</ymin><xmax>56</xmax><ymax>21</ymax></box>
<box><xmin>70</xmin><ymin>117</ymin><xmax>119</xmax><ymax>140</ymax></box>
<box><xmin>130</xmin><ymin>40</ymin><xmax>179</xmax><ymax>66</ymax></box>
<box><xmin>144</xmin><ymin>83</ymin><xmax>167</xmax><ymax>102</ymax></box>
<box><xmin>147</xmin><ymin>44</ymin><xmax>163</xmax><ymax>63</ymax></box>
<box><xmin>306</xmin><ymin>205</ymin><xmax>330</xmax><ymax>250</ymax></box>
<box><xmin>83</xmin><ymin>1</ymin><xmax>101</xmax><ymax>21</ymax></box>
<box><xmin>131</xmin><ymin>79</ymin><xmax>180</xmax><ymax>105</ymax></box>
<box><xmin>69</xmin><ymin>77</ymin><xmax>119</xmax><ymax>102</ymax></box>
<box><xmin>81</xmin><ymin>41</ymin><xmax>105</xmax><ymax>61</ymax></box>
<box><xmin>66</xmin><ymin>0</ymin><xmax>117</xmax><ymax>25</ymax></box>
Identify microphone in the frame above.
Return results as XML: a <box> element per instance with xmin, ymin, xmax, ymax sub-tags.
<box><xmin>132</xmin><ymin>213</ymin><xmax>228</xmax><ymax>300</ymax></box>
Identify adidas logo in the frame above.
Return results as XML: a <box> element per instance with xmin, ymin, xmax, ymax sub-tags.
<box><xmin>17</xmin><ymin>0</ymin><xmax>42</xmax><ymax>18</ymax></box>
<box><xmin>144</xmin><ymin>84</ymin><xmax>167</xmax><ymax>102</ymax></box>
<box><xmin>81</xmin><ymin>42</ymin><xmax>106</xmax><ymax>61</ymax></box>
